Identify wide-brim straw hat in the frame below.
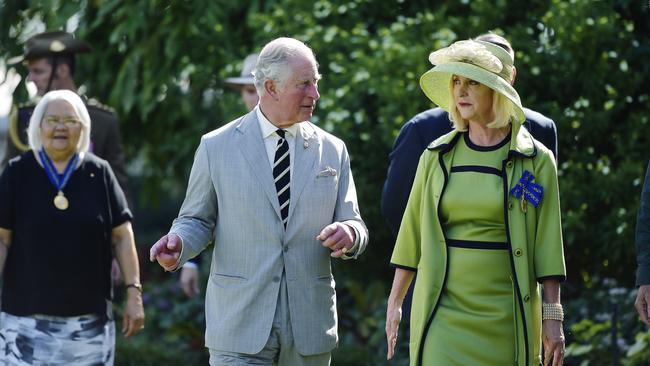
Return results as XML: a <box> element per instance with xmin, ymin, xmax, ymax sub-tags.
<box><xmin>420</xmin><ymin>39</ymin><xmax>525</xmax><ymax>124</ymax></box>
<box><xmin>224</xmin><ymin>53</ymin><xmax>258</xmax><ymax>86</ymax></box>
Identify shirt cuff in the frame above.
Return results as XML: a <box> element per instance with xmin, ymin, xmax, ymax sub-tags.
<box><xmin>169</xmin><ymin>232</ymin><xmax>185</xmax><ymax>272</ymax></box>
<box><xmin>183</xmin><ymin>261</ymin><xmax>198</xmax><ymax>269</ymax></box>
<box><xmin>341</xmin><ymin>224</ymin><xmax>360</xmax><ymax>260</ymax></box>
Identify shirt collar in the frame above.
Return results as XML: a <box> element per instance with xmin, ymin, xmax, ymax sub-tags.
<box><xmin>256</xmin><ymin>106</ymin><xmax>300</xmax><ymax>139</ymax></box>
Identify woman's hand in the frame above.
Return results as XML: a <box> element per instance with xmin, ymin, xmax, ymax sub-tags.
<box><xmin>385</xmin><ymin>268</ymin><xmax>414</xmax><ymax>360</ymax></box>
<box><xmin>386</xmin><ymin>300</ymin><xmax>402</xmax><ymax>360</ymax></box>
<box><xmin>122</xmin><ymin>288</ymin><xmax>145</xmax><ymax>338</ymax></box>
<box><xmin>542</xmin><ymin>319</ymin><xmax>565</xmax><ymax>366</ymax></box>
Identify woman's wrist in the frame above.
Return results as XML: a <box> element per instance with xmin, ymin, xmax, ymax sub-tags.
<box><xmin>388</xmin><ymin>295</ymin><xmax>404</xmax><ymax>308</ymax></box>
<box><xmin>125</xmin><ymin>283</ymin><xmax>142</xmax><ymax>295</ymax></box>
<box><xmin>542</xmin><ymin>302</ymin><xmax>564</xmax><ymax>322</ymax></box>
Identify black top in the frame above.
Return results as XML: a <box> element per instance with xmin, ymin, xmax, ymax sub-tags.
<box><xmin>0</xmin><ymin>152</ymin><xmax>132</xmax><ymax>317</ymax></box>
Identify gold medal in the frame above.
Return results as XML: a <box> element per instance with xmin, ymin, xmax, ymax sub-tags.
<box><xmin>53</xmin><ymin>191</ymin><xmax>69</xmax><ymax>210</ymax></box>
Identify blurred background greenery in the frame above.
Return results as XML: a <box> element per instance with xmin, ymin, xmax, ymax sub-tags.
<box><xmin>1</xmin><ymin>0</ymin><xmax>649</xmax><ymax>364</ymax></box>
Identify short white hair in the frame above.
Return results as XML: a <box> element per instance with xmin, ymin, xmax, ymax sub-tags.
<box><xmin>27</xmin><ymin>90</ymin><xmax>91</xmax><ymax>153</ymax></box>
<box><xmin>253</xmin><ymin>37</ymin><xmax>319</xmax><ymax>96</ymax></box>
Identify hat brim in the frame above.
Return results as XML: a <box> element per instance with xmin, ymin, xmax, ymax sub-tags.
<box><xmin>6</xmin><ymin>55</ymin><xmax>24</xmax><ymax>65</ymax></box>
<box><xmin>24</xmin><ymin>39</ymin><xmax>91</xmax><ymax>61</ymax></box>
<box><xmin>224</xmin><ymin>76</ymin><xmax>255</xmax><ymax>86</ymax></box>
<box><xmin>420</xmin><ymin>62</ymin><xmax>525</xmax><ymax>124</ymax></box>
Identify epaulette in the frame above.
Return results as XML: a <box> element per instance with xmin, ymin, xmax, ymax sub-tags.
<box><xmin>8</xmin><ymin>103</ymin><xmax>34</xmax><ymax>152</ymax></box>
<box><xmin>86</xmin><ymin>98</ymin><xmax>116</xmax><ymax>114</ymax></box>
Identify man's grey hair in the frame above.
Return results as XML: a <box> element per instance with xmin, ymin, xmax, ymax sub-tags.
<box><xmin>27</xmin><ymin>89</ymin><xmax>91</xmax><ymax>153</ymax></box>
<box><xmin>253</xmin><ymin>37</ymin><xmax>319</xmax><ymax>96</ymax></box>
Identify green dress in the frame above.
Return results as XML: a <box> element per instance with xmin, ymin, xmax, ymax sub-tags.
<box><xmin>423</xmin><ymin>132</ymin><xmax>515</xmax><ymax>365</ymax></box>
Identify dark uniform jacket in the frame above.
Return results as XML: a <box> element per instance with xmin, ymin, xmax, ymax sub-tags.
<box><xmin>2</xmin><ymin>99</ymin><xmax>129</xmax><ymax>199</ymax></box>
<box><xmin>636</xmin><ymin>161</ymin><xmax>650</xmax><ymax>286</ymax></box>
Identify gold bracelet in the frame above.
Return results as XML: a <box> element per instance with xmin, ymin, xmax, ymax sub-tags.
<box><xmin>542</xmin><ymin>302</ymin><xmax>564</xmax><ymax>321</ymax></box>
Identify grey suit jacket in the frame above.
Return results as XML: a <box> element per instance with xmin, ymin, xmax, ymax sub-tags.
<box><xmin>170</xmin><ymin>110</ymin><xmax>368</xmax><ymax>355</ymax></box>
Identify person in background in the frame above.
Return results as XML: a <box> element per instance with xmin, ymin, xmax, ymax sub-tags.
<box><xmin>150</xmin><ymin>37</ymin><xmax>368</xmax><ymax>365</ymax></box>
<box><xmin>179</xmin><ymin>53</ymin><xmax>260</xmax><ymax>298</ymax></box>
<box><xmin>386</xmin><ymin>39</ymin><xmax>566</xmax><ymax>366</ymax></box>
<box><xmin>0</xmin><ymin>90</ymin><xmax>143</xmax><ymax>365</ymax></box>
<box><xmin>634</xmin><ymin>161</ymin><xmax>650</xmax><ymax>324</ymax></box>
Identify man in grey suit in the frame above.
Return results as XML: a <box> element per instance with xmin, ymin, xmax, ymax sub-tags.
<box><xmin>150</xmin><ymin>37</ymin><xmax>368</xmax><ymax>365</ymax></box>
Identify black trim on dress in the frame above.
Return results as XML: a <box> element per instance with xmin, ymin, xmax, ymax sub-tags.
<box><xmin>445</xmin><ymin>238</ymin><xmax>508</xmax><ymax>250</ymax></box>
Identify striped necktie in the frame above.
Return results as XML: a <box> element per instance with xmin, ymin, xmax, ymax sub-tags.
<box><xmin>273</xmin><ymin>129</ymin><xmax>290</xmax><ymax>227</ymax></box>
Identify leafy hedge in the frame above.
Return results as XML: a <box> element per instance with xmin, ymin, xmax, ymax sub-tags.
<box><xmin>2</xmin><ymin>0</ymin><xmax>650</xmax><ymax>364</ymax></box>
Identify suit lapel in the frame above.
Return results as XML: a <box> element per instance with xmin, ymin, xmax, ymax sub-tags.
<box><xmin>286</xmin><ymin>123</ymin><xmax>319</xmax><ymax>224</ymax></box>
<box><xmin>235</xmin><ymin>112</ymin><xmax>283</xmax><ymax>221</ymax></box>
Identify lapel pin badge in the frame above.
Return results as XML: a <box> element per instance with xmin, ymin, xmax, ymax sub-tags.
<box><xmin>510</xmin><ymin>170</ymin><xmax>544</xmax><ymax>213</ymax></box>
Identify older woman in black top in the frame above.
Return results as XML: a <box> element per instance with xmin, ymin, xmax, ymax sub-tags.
<box><xmin>0</xmin><ymin>90</ymin><xmax>144</xmax><ymax>365</ymax></box>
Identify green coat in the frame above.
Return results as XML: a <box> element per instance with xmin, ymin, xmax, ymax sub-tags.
<box><xmin>390</xmin><ymin>124</ymin><xmax>566</xmax><ymax>366</ymax></box>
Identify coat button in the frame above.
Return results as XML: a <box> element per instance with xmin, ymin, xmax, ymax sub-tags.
<box><xmin>506</xmin><ymin>161</ymin><xmax>513</xmax><ymax>168</ymax></box>
<box><xmin>508</xmin><ymin>201</ymin><xmax>514</xmax><ymax>210</ymax></box>
<box><xmin>283</xmin><ymin>246</ymin><xmax>289</xmax><ymax>252</ymax></box>
<box><xmin>273</xmin><ymin>276</ymin><xmax>280</xmax><ymax>283</ymax></box>
<box><xmin>514</xmin><ymin>248</ymin><xmax>523</xmax><ymax>257</ymax></box>
<box><xmin>523</xmin><ymin>294</ymin><xmax>530</xmax><ymax>302</ymax></box>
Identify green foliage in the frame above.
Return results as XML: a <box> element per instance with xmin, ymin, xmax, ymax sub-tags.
<box><xmin>562</xmin><ymin>278</ymin><xmax>650</xmax><ymax>366</ymax></box>
<box><xmin>2</xmin><ymin>0</ymin><xmax>650</xmax><ymax>364</ymax></box>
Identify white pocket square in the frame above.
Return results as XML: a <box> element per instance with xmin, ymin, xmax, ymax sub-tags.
<box><xmin>317</xmin><ymin>167</ymin><xmax>337</xmax><ymax>177</ymax></box>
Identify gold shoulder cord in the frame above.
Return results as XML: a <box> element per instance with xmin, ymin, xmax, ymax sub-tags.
<box><xmin>8</xmin><ymin>104</ymin><xmax>30</xmax><ymax>152</ymax></box>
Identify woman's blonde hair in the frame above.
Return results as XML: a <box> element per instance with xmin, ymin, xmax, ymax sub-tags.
<box><xmin>447</xmin><ymin>77</ymin><xmax>517</xmax><ymax>131</ymax></box>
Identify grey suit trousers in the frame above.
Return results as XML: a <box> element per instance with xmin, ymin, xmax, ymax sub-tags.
<box><xmin>208</xmin><ymin>274</ymin><xmax>331</xmax><ymax>366</ymax></box>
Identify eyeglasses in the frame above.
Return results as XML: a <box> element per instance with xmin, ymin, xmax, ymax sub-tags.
<box><xmin>42</xmin><ymin>116</ymin><xmax>81</xmax><ymax>128</ymax></box>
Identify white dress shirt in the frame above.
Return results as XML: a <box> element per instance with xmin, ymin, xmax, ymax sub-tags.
<box><xmin>256</xmin><ymin>106</ymin><xmax>301</xmax><ymax>181</ymax></box>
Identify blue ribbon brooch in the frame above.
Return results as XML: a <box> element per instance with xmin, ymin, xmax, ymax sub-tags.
<box><xmin>509</xmin><ymin>170</ymin><xmax>543</xmax><ymax>213</ymax></box>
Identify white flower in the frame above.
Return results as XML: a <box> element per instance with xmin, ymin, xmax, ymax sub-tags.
<box><xmin>429</xmin><ymin>40</ymin><xmax>503</xmax><ymax>74</ymax></box>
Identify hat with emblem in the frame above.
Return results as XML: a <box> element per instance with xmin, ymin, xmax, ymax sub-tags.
<box><xmin>8</xmin><ymin>31</ymin><xmax>91</xmax><ymax>65</ymax></box>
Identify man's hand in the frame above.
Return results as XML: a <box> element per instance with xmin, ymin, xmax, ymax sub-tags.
<box><xmin>180</xmin><ymin>266</ymin><xmax>200</xmax><ymax>298</ymax></box>
<box><xmin>316</xmin><ymin>222</ymin><xmax>356</xmax><ymax>258</ymax></box>
<box><xmin>122</xmin><ymin>288</ymin><xmax>145</xmax><ymax>338</ymax></box>
<box><xmin>635</xmin><ymin>285</ymin><xmax>650</xmax><ymax>325</ymax></box>
<box><xmin>150</xmin><ymin>234</ymin><xmax>182</xmax><ymax>271</ymax></box>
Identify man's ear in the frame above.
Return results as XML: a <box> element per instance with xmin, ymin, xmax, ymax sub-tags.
<box><xmin>264</xmin><ymin>79</ymin><xmax>279</xmax><ymax>101</ymax></box>
<box><xmin>510</xmin><ymin>66</ymin><xmax>517</xmax><ymax>86</ymax></box>
<box><xmin>54</xmin><ymin>63</ymin><xmax>71</xmax><ymax>80</ymax></box>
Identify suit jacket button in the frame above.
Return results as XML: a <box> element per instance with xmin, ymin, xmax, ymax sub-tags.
<box><xmin>283</xmin><ymin>246</ymin><xmax>289</xmax><ymax>252</ymax></box>
<box><xmin>273</xmin><ymin>276</ymin><xmax>280</xmax><ymax>283</ymax></box>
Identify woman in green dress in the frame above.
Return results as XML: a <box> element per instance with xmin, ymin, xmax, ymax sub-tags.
<box><xmin>385</xmin><ymin>39</ymin><xmax>566</xmax><ymax>366</ymax></box>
